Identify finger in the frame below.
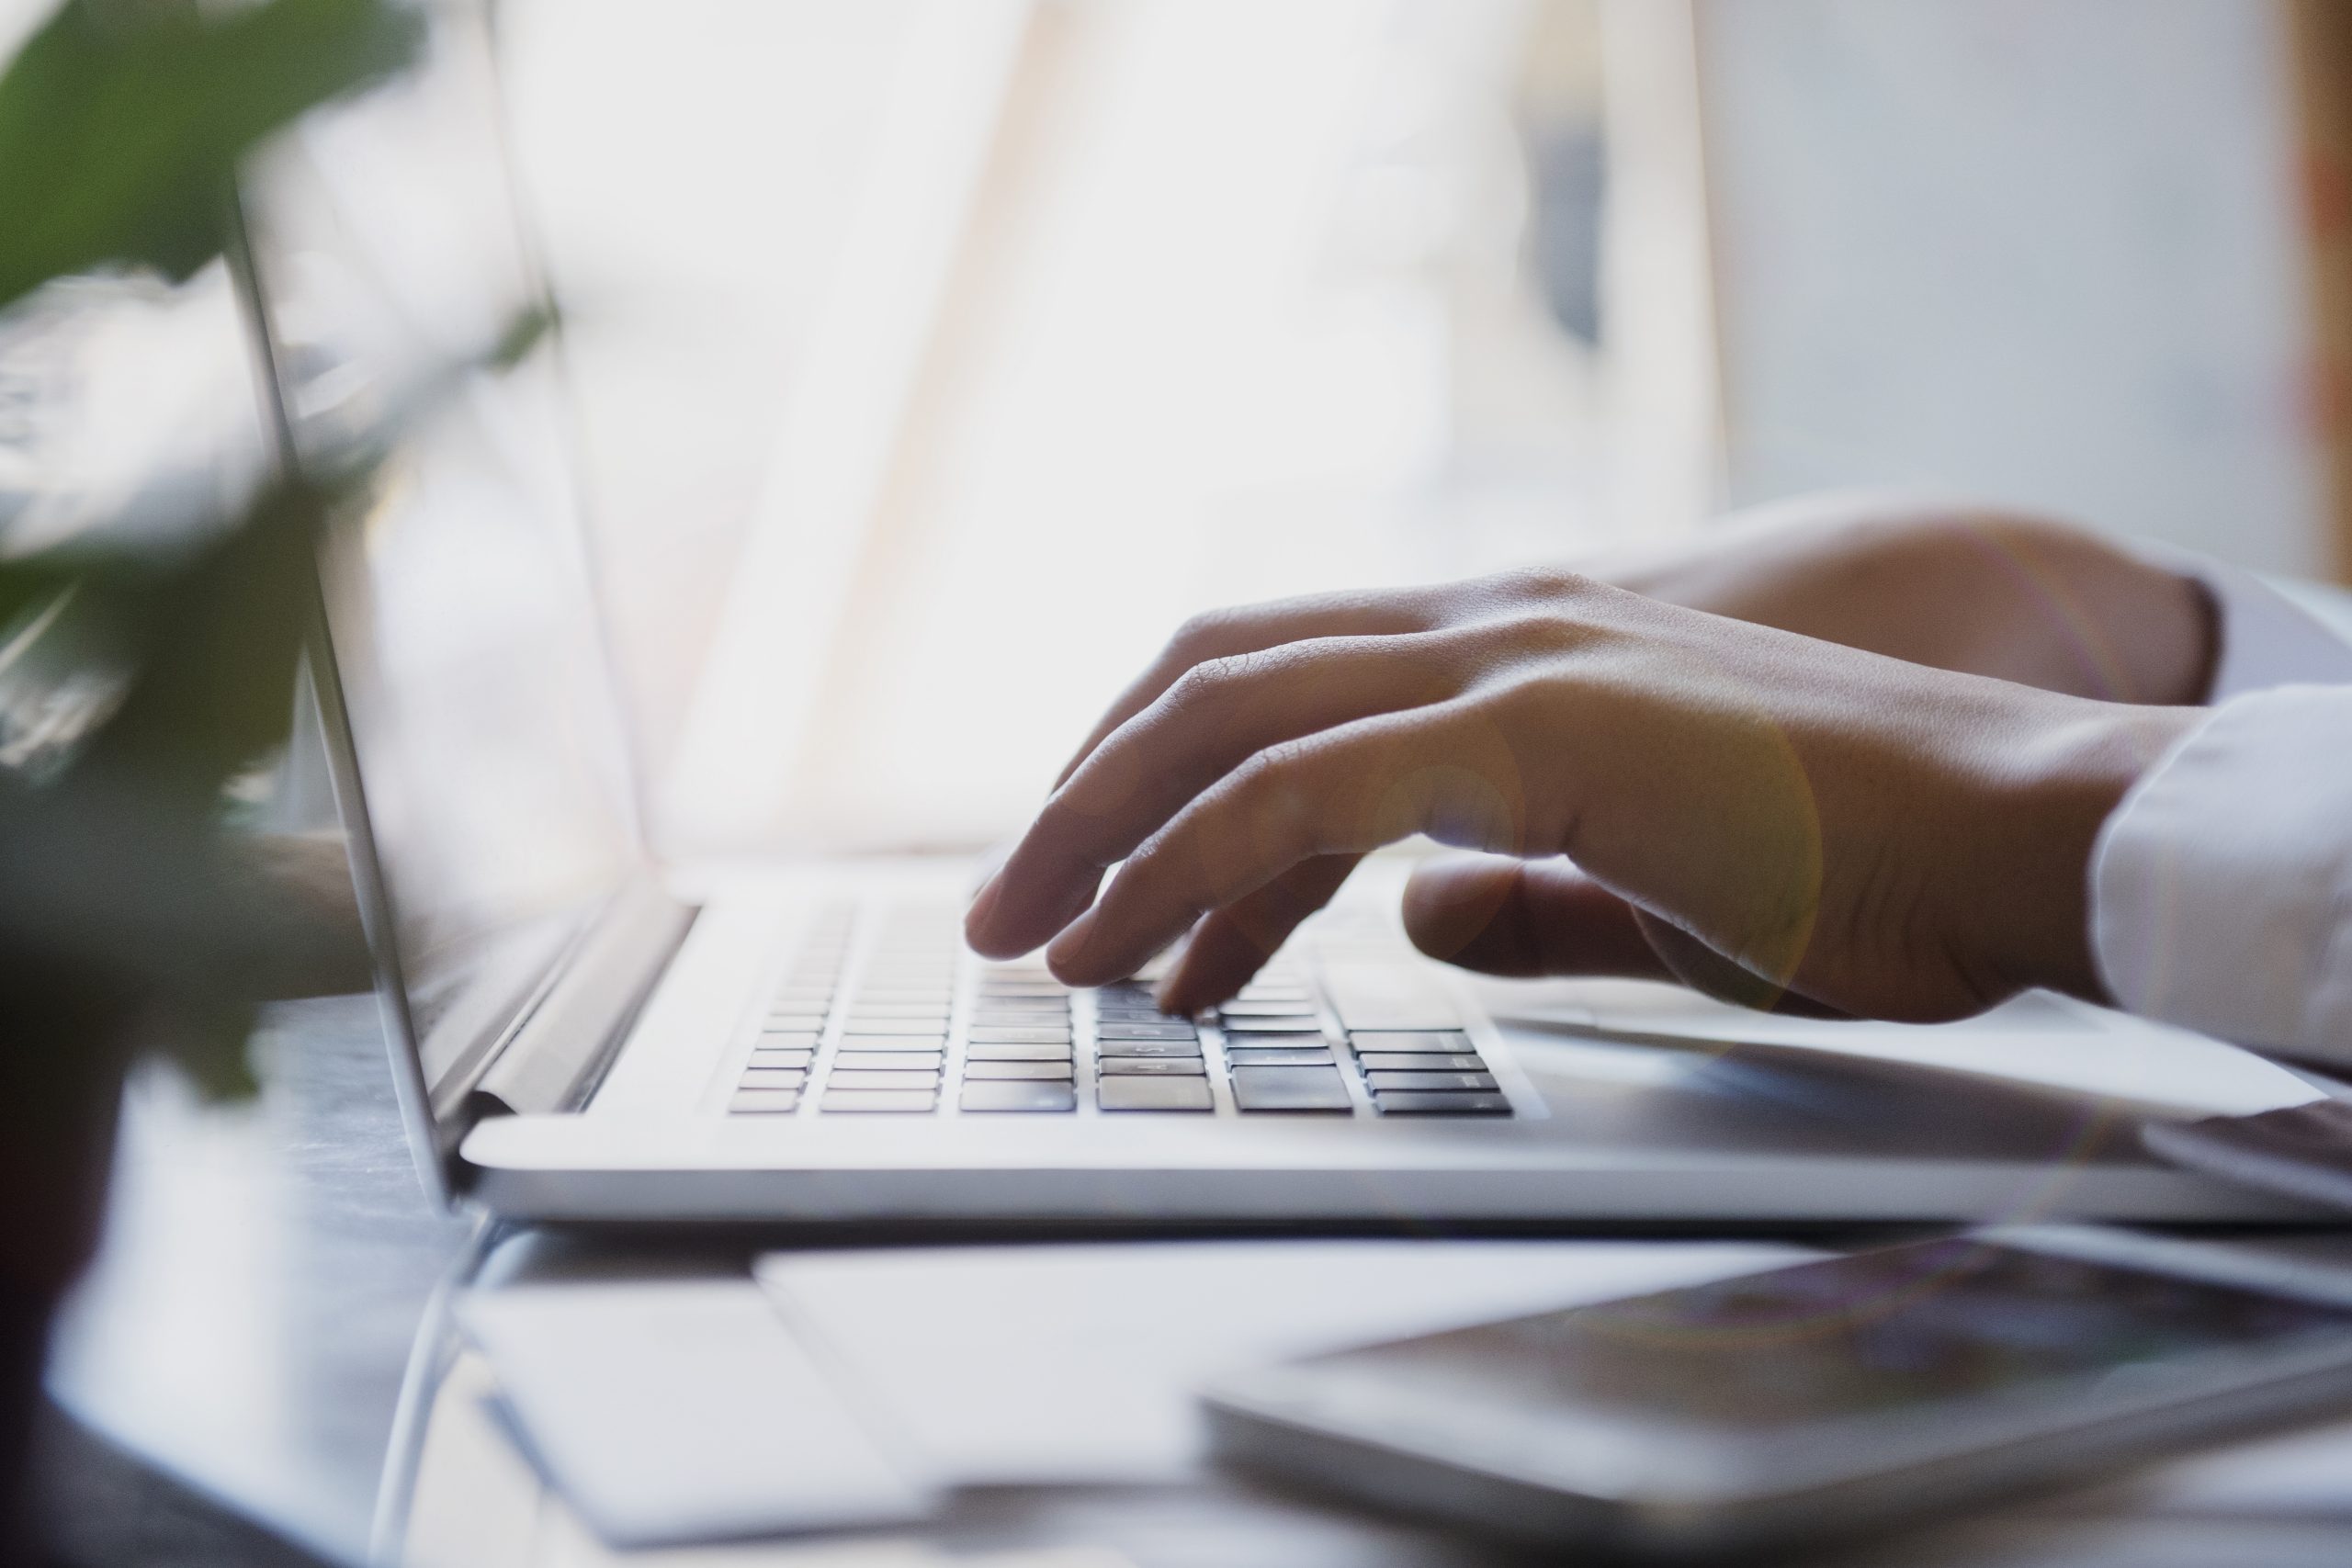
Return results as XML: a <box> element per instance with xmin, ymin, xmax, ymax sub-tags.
<box><xmin>968</xmin><ymin>631</ymin><xmax>1476</xmax><ymax>958</ymax></box>
<box><xmin>1046</xmin><ymin>703</ymin><xmax>1521</xmax><ymax>986</ymax></box>
<box><xmin>1048</xmin><ymin>588</ymin><xmax>1461</xmax><ymax>791</ymax></box>
<box><xmin>1401</xmin><ymin>853</ymin><xmax>1670</xmax><ymax>979</ymax></box>
<box><xmin>1157</xmin><ymin>852</ymin><xmax>1363</xmax><ymax>1014</ymax></box>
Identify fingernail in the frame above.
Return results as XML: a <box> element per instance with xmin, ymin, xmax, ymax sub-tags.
<box><xmin>966</xmin><ymin>873</ymin><xmax>1003</xmax><ymax>931</ymax></box>
<box><xmin>1045</xmin><ymin>908</ymin><xmax>1100</xmax><ymax>978</ymax></box>
<box><xmin>962</xmin><ymin>885</ymin><xmax>1013</xmax><ymax>961</ymax></box>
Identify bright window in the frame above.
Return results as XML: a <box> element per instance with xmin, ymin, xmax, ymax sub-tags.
<box><xmin>497</xmin><ymin>0</ymin><xmax>1717</xmax><ymax>852</ymax></box>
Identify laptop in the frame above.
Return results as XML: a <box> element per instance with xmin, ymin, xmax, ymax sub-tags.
<box><xmin>231</xmin><ymin>6</ymin><xmax>2316</xmax><ymax>1228</ymax></box>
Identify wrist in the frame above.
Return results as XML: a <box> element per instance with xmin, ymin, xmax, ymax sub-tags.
<box><xmin>1983</xmin><ymin>702</ymin><xmax>2205</xmax><ymax>1002</ymax></box>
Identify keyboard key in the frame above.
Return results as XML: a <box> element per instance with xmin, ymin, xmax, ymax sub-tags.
<box><xmin>831</xmin><ymin>1049</ymin><xmax>944</xmax><ymax>1070</ymax></box>
<box><xmin>748</xmin><ymin>1048</ymin><xmax>814</xmax><ymax>1069</ymax></box>
<box><xmin>821</xmin><ymin>1089</ymin><xmax>937</xmax><ymax>1113</ymax></box>
<box><xmin>961</xmin><ymin>1082</ymin><xmax>1078</xmax><ymax>1112</ymax></box>
<box><xmin>1218</xmin><ymin>998</ymin><xmax>1317</xmax><ymax>1019</ymax></box>
<box><xmin>829</xmin><ymin>1068</ymin><xmax>943</xmax><ymax>1091</ymax></box>
<box><xmin>1368</xmin><ymin>1069</ymin><xmax>1498</xmax><ymax>1094</ymax></box>
<box><xmin>756</xmin><ymin>1031</ymin><xmax>821</xmax><ymax>1050</ymax></box>
<box><xmin>1349</xmin><ymin>1031</ymin><xmax>1476</xmax><ymax>1053</ymax></box>
<box><xmin>837</xmin><ymin>1034</ymin><xmax>950</xmax><ymax>1053</ymax></box>
<box><xmin>965</xmin><ymin>1059</ymin><xmax>1076</xmax><ymax>1081</ymax></box>
<box><xmin>1357</xmin><ymin>1052</ymin><xmax>1486</xmax><ymax>1073</ymax></box>
<box><xmin>1236</xmin><ymin>985</ymin><xmax>1311</xmax><ymax>1003</ymax></box>
<box><xmin>1096</xmin><ymin>1055</ymin><xmax>1207</xmax><ymax>1077</ymax></box>
<box><xmin>729</xmin><ymin>1089</ymin><xmax>802</xmax><ymax>1114</ymax></box>
<box><xmin>1322</xmin><ymin>965</ymin><xmax>1460</xmax><ymax>1031</ymax></box>
<box><xmin>843</xmin><ymin>1019</ymin><xmax>947</xmax><ymax>1037</ymax></box>
<box><xmin>768</xmin><ymin>987</ymin><xmax>834</xmax><ymax>1009</ymax></box>
<box><xmin>968</xmin><ymin>1027</ymin><xmax>1073</xmax><ymax>1044</ymax></box>
<box><xmin>1098</xmin><ymin>1077</ymin><xmax>1214</xmax><ymax>1112</ymax></box>
<box><xmin>1224</xmin><ymin>1047</ymin><xmax>1336</xmax><ymax>1067</ymax></box>
<box><xmin>845</xmin><ymin>1003</ymin><xmax>952</xmax><ymax>1018</ymax></box>
<box><xmin>970</xmin><ymin>1010</ymin><xmax>1069</xmax><ymax>1027</ymax></box>
<box><xmin>1095</xmin><ymin>1038</ymin><xmax>1204</xmax><ymax>1058</ymax></box>
<box><xmin>1094</xmin><ymin>1021</ymin><xmax>1199</xmax><ymax>1041</ymax></box>
<box><xmin>740</xmin><ymin>1067</ymin><xmax>809</xmax><ymax>1090</ymax></box>
<box><xmin>1231</xmin><ymin>1066</ymin><xmax>1353</xmax><ymax>1113</ymax></box>
<box><xmin>1217</xmin><ymin>1019</ymin><xmax>1325</xmax><ymax>1036</ymax></box>
<box><xmin>764</xmin><ymin>1012</ymin><xmax>828</xmax><ymax>1032</ymax></box>
<box><xmin>967</xmin><ymin>1042</ymin><xmax>1075</xmax><ymax>1062</ymax></box>
<box><xmin>1375</xmin><ymin>1091</ymin><xmax>1511</xmax><ymax>1116</ymax></box>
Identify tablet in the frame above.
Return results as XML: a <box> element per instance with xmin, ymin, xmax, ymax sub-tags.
<box><xmin>1202</xmin><ymin>1228</ymin><xmax>2352</xmax><ymax>1555</ymax></box>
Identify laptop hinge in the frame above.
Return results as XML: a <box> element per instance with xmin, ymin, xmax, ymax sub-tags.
<box><xmin>469</xmin><ymin>878</ymin><xmax>695</xmax><ymax>1118</ymax></box>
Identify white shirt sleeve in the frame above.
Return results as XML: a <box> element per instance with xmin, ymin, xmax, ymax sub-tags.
<box><xmin>2090</xmin><ymin>553</ymin><xmax>2352</xmax><ymax>1061</ymax></box>
<box><xmin>2189</xmin><ymin>556</ymin><xmax>2352</xmax><ymax>698</ymax></box>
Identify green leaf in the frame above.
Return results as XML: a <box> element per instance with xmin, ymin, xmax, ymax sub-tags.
<box><xmin>0</xmin><ymin>0</ymin><xmax>424</xmax><ymax>315</ymax></box>
<box><xmin>72</xmin><ymin>471</ymin><xmax>325</xmax><ymax>798</ymax></box>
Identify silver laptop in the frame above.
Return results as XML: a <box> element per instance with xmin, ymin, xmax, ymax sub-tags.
<box><xmin>234</xmin><ymin>7</ymin><xmax>2312</xmax><ymax>1228</ymax></box>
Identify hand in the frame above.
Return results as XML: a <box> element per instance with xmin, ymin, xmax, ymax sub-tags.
<box><xmin>1583</xmin><ymin>493</ymin><xmax>2217</xmax><ymax>704</ymax></box>
<box><xmin>964</xmin><ymin>568</ymin><xmax>2199</xmax><ymax>1021</ymax></box>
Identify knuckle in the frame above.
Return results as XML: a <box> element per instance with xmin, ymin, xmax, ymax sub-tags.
<box><xmin>1237</xmin><ymin>737</ymin><xmax>1311</xmax><ymax>792</ymax></box>
<box><xmin>1163</xmin><ymin>648</ymin><xmax>1272</xmax><ymax>712</ymax></box>
<box><xmin>1478</xmin><ymin>668</ymin><xmax>1578</xmax><ymax>727</ymax></box>
<box><xmin>1168</xmin><ymin>607</ymin><xmax>1238</xmax><ymax>660</ymax></box>
<box><xmin>1487</xmin><ymin>609</ymin><xmax>1588</xmax><ymax>656</ymax></box>
<box><xmin>1496</xmin><ymin>565</ymin><xmax>1599</xmax><ymax>604</ymax></box>
<box><xmin>1160</xmin><ymin>660</ymin><xmax>1219</xmax><ymax>712</ymax></box>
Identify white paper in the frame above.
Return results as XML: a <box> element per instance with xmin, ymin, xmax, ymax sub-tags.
<box><xmin>754</xmin><ymin>1239</ymin><xmax>1806</xmax><ymax>1486</ymax></box>
<box><xmin>1482</xmin><ymin>977</ymin><xmax>2321</xmax><ymax>1118</ymax></box>
<box><xmin>458</xmin><ymin>1283</ymin><xmax>934</xmax><ymax>1547</ymax></box>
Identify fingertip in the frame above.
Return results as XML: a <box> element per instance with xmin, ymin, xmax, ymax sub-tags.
<box><xmin>1154</xmin><ymin>927</ymin><xmax>1248</xmax><ymax>1017</ymax></box>
<box><xmin>1400</xmin><ymin>852</ymin><xmax>1523</xmax><ymax>968</ymax></box>
<box><xmin>1043</xmin><ymin>908</ymin><xmax>1112</xmax><ymax>987</ymax></box>
<box><xmin>962</xmin><ymin>874</ymin><xmax>1009</xmax><ymax>953</ymax></box>
<box><xmin>964</xmin><ymin>851</ymin><xmax>1107</xmax><ymax>962</ymax></box>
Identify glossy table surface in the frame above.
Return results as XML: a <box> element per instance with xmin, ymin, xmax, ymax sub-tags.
<box><xmin>42</xmin><ymin>996</ymin><xmax>2352</xmax><ymax>1568</ymax></box>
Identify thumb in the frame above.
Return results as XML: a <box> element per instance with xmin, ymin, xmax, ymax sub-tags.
<box><xmin>1401</xmin><ymin>852</ymin><xmax>1849</xmax><ymax>1019</ymax></box>
<box><xmin>1401</xmin><ymin>853</ymin><xmax>1670</xmax><ymax>980</ymax></box>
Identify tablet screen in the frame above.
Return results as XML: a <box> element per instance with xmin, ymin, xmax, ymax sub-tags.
<box><xmin>1310</xmin><ymin>1239</ymin><xmax>2352</xmax><ymax>1436</ymax></box>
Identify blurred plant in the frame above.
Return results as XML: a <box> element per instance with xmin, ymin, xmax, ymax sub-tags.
<box><xmin>0</xmin><ymin>6</ymin><xmax>563</xmax><ymax>1548</ymax></box>
<box><xmin>0</xmin><ymin>0</ymin><xmax>537</xmax><ymax>1097</ymax></box>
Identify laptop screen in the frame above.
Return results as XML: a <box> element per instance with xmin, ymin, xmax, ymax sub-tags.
<box><xmin>240</xmin><ymin>6</ymin><xmax>642</xmax><ymax>1132</ymax></box>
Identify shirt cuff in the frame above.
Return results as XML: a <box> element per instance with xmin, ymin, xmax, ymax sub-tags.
<box><xmin>2091</xmin><ymin>686</ymin><xmax>2352</xmax><ymax>1061</ymax></box>
<box><xmin>2123</xmin><ymin>539</ymin><xmax>2352</xmax><ymax>698</ymax></box>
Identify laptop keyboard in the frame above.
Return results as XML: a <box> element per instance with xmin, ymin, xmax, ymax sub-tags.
<box><xmin>725</xmin><ymin>903</ymin><xmax>1513</xmax><ymax>1120</ymax></box>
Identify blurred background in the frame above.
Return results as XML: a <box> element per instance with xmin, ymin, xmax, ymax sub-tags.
<box><xmin>484</xmin><ymin>0</ymin><xmax>2352</xmax><ymax>856</ymax></box>
<box><xmin>14</xmin><ymin>0</ymin><xmax>2345</xmax><ymax>859</ymax></box>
